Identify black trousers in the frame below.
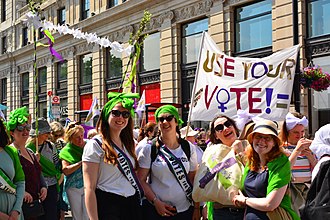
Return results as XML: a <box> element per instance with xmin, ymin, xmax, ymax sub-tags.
<box><xmin>39</xmin><ymin>184</ymin><xmax>58</xmax><ymax>220</ymax></box>
<box><xmin>142</xmin><ymin>199</ymin><xmax>194</xmax><ymax>220</ymax></box>
<box><xmin>95</xmin><ymin>188</ymin><xmax>142</xmax><ymax>220</ymax></box>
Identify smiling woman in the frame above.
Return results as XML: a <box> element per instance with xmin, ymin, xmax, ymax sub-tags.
<box><xmin>204</xmin><ymin>115</ymin><xmax>247</xmax><ymax>220</ymax></box>
<box><xmin>82</xmin><ymin>92</ymin><xmax>143</xmax><ymax>220</ymax></box>
<box><xmin>137</xmin><ymin>104</ymin><xmax>199</xmax><ymax>220</ymax></box>
<box><xmin>233</xmin><ymin>119</ymin><xmax>300</xmax><ymax>220</ymax></box>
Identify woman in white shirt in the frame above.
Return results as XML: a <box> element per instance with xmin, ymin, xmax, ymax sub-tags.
<box><xmin>137</xmin><ymin>105</ymin><xmax>199</xmax><ymax>220</ymax></box>
<box><xmin>83</xmin><ymin>92</ymin><xmax>143</xmax><ymax>220</ymax></box>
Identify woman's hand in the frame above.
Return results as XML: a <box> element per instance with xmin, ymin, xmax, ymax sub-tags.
<box><xmin>232</xmin><ymin>191</ymin><xmax>247</xmax><ymax>208</ymax></box>
<box><xmin>295</xmin><ymin>138</ymin><xmax>312</xmax><ymax>152</ymax></box>
<box><xmin>154</xmin><ymin>199</ymin><xmax>176</xmax><ymax>217</ymax></box>
<box><xmin>23</xmin><ymin>191</ymin><xmax>33</xmax><ymax>203</ymax></box>
<box><xmin>192</xmin><ymin>207</ymin><xmax>201</xmax><ymax>220</ymax></box>
<box><xmin>232</xmin><ymin>140</ymin><xmax>244</xmax><ymax>154</ymax></box>
<box><xmin>8</xmin><ymin>210</ymin><xmax>19</xmax><ymax>220</ymax></box>
<box><xmin>0</xmin><ymin>211</ymin><xmax>10</xmax><ymax>220</ymax></box>
<box><xmin>39</xmin><ymin>187</ymin><xmax>47</xmax><ymax>201</ymax></box>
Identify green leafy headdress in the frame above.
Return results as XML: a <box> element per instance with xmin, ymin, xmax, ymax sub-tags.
<box><xmin>101</xmin><ymin>92</ymin><xmax>140</xmax><ymax>120</ymax></box>
<box><xmin>7</xmin><ymin>106</ymin><xmax>30</xmax><ymax>131</ymax></box>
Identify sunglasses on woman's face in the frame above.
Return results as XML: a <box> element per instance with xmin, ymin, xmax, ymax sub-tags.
<box><xmin>158</xmin><ymin>115</ymin><xmax>174</xmax><ymax>123</ymax></box>
<box><xmin>16</xmin><ymin>124</ymin><xmax>31</xmax><ymax>132</ymax></box>
<box><xmin>214</xmin><ymin>120</ymin><xmax>232</xmax><ymax>132</ymax></box>
<box><xmin>111</xmin><ymin>110</ymin><xmax>131</xmax><ymax>119</ymax></box>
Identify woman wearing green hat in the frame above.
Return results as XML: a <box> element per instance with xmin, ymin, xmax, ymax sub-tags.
<box><xmin>137</xmin><ymin>105</ymin><xmax>199</xmax><ymax>220</ymax></box>
<box><xmin>83</xmin><ymin>92</ymin><xmax>143</xmax><ymax>220</ymax></box>
<box><xmin>8</xmin><ymin>107</ymin><xmax>48</xmax><ymax>220</ymax></box>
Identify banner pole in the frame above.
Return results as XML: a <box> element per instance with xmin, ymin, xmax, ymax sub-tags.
<box><xmin>186</xmin><ymin>31</ymin><xmax>206</xmax><ymax>130</ymax></box>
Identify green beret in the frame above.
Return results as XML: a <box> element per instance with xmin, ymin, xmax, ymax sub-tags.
<box><xmin>7</xmin><ymin>106</ymin><xmax>29</xmax><ymax>131</ymax></box>
<box><xmin>102</xmin><ymin>92</ymin><xmax>140</xmax><ymax>121</ymax></box>
<box><xmin>155</xmin><ymin>105</ymin><xmax>183</xmax><ymax>125</ymax></box>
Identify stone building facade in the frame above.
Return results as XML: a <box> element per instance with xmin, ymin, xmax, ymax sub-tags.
<box><xmin>0</xmin><ymin>0</ymin><xmax>329</xmax><ymax>134</ymax></box>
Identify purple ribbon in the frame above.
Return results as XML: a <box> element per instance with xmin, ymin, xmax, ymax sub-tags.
<box><xmin>44</xmin><ymin>32</ymin><xmax>64</xmax><ymax>62</ymax></box>
<box><xmin>199</xmin><ymin>157</ymin><xmax>236</xmax><ymax>189</ymax></box>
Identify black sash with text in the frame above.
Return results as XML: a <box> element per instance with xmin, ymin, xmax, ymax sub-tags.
<box><xmin>158</xmin><ymin>145</ymin><xmax>193</xmax><ymax>204</ymax></box>
<box><xmin>93</xmin><ymin>138</ymin><xmax>144</xmax><ymax>205</ymax></box>
<box><xmin>111</xmin><ymin>142</ymin><xmax>144</xmax><ymax>205</ymax></box>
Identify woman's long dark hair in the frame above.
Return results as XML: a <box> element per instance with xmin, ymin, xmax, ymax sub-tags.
<box><xmin>0</xmin><ymin>120</ymin><xmax>10</xmax><ymax>147</ymax></box>
<box><xmin>96</xmin><ymin>106</ymin><xmax>138</xmax><ymax>168</ymax></box>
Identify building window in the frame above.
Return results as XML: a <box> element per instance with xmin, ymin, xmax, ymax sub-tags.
<box><xmin>308</xmin><ymin>0</ymin><xmax>330</xmax><ymax>38</ymax></box>
<box><xmin>181</xmin><ymin>18</ymin><xmax>208</xmax><ymax>128</ymax></box>
<box><xmin>106</xmin><ymin>48</ymin><xmax>122</xmax><ymax>79</ymax></box>
<box><xmin>1</xmin><ymin>0</ymin><xmax>5</xmax><ymax>22</ymax></box>
<box><xmin>58</xmin><ymin>7</ymin><xmax>66</xmax><ymax>25</ymax></box>
<box><xmin>22</xmin><ymin>72</ymin><xmax>29</xmax><ymax>97</ymax></box>
<box><xmin>141</xmin><ymin>32</ymin><xmax>160</xmax><ymax>72</ymax></box>
<box><xmin>108</xmin><ymin>0</ymin><xmax>118</xmax><ymax>8</ymax></box>
<box><xmin>22</xmin><ymin>27</ymin><xmax>28</xmax><ymax>46</ymax></box>
<box><xmin>0</xmin><ymin>78</ymin><xmax>6</xmax><ymax>103</ymax></box>
<box><xmin>80</xmin><ymin>53</ymin><xmax>92</xmax><ymax>84</ymax></box>
<box><xmin>1</xmin><ymin>36</ymin><xmax>6</xmax><ymax>54</ymax></box>
<box><xmin>182</xmin><ymin>18</ymin><xmax>208</xmax><ymax>64</ymax></box>
<box><xmin>235</xmin><ymin>0</ymin><xmax>272</xmax><ymax>53</ymax></box>
<box><xmin>56</xmin><ymin>61</ymin><xmax>67</xmax><ymax>90</ymax></box>
<box><xmin>38</xmin><ymin>101</ymin><xmax>47</xmax><ymax>118</ymax></box>
<box><xmin>81</xmin><ymin>0</ymin><xmax>90</xmax><ymax>20</ymax></box>
<box><xmin>57</xmin><ymin>61</ymin><xmax>67</xmax><ymax>81</ymax></box>
<box><xmin>39</xmin><ymin>67</ymin><xmax>47</xmax><ymax>86</ymax></box>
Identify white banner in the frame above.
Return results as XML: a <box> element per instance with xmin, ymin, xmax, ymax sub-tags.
<box><xmin>189</xmin><ymin>32</ymin><xmax>299</xmax><ymax>122</ymax></box>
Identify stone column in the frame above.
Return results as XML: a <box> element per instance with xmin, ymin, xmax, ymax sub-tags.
<box><xmin>159</xmin><ymin>11</ymin><xmax>177</xmax><ymax>103</ymax></box>
<box><xmin>92</xmin><ymin>45</ymin><xmax>104</xmax><ymax>104</ymax></box>
<box><xmin>67</xmin><ymin>50</ymin><xmax>78</xmax><ymax>120</ymax></box>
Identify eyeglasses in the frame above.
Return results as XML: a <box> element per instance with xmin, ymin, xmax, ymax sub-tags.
<box><xmin>16</xmin><ymin>124</ymin><xmax>31</xmax><ymax>132</ymax></box>
<box><xmin>214</xmin><ymin>120</ymin><xmax>232</xmax><ymax>132</ymax></box>
<box><xmin>254</xmin><ymin>134</ymin><xmax>273</xmax><ymax>142</ymax></box>
<box><xmin>158</xmin><ymin>115</ymin><xmax>174</xmax><ymax>123</ymax></box>
<box><xmin>111</xmin><ymin>110</ymin><xmax>131</xmax><ymax>119</ymax></box>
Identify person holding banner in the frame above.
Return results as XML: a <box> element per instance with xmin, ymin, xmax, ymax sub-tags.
<box><xmin>233</xmin><ymin>119</ymin><xmax>299</xmax><ymax>220</ymax></box>
<box><xmin>26</xmin><ymin>118</ymin><xmax>61</xmax><ymax>220</ymax></box>
<box><xmin>137</xmin><ymin>105</ymin><xmax>199</xmax><ymax>220</ymax></box>
<box><xmin>59</xmin><ymin>122</ymin><xmax>88</xmax><ymax>220</ymax></box>
<box><xmin>0</xmin><ymin>119</ymin><xmax>25</xmax><ymax>220</ymax></box>
<box><xmin>204</xmin><ymin>115</ymin><xmax>247</xmax><ymax>220</ymax></box>
<box><xmin>82</xmin><ymin>92</ymin><xmax>143</xmax><ymax>220</ymax></box>
<box><xmin>279</xmin><ymin>112</ymin><xmax>317</xmax><ymax>198</ymax></box>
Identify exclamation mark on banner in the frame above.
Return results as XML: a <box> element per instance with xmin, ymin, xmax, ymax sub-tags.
<box><xmin>265</xmin><ymin>88</ymin><xmax>273</xmax><ymax>114</ymax></box>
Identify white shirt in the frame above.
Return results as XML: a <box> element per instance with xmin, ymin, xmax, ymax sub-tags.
<box><xmin>82</xmin><ymin>137</ymin><xmax>136</xmax><ymax>197</ymax></box>
<box><xmin>312</xmin><ymin>156</ymin><xmax>330</xmax><ymax>181</ymax></box>
<box><xmin>135</xmin><ymin>137</ymin><xmax>149</xmax><ymax>156</ymax></box>
<box><xmin>138</xmin><ymin>142</ymin><xmax>198</xmax><ymax>212</ymax></box>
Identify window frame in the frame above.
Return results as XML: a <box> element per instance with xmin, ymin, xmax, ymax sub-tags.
<box><xmin>81</xmin><ymin>0</ymin><xmax>90</xmax><ymax>20</ymax></box>
<box><xmin>22</xmin><ymin>27</ymin><xmax>28</xmax><ymax>46</ymax></box>
<box><xmin>140</xmin><ymin>32</ymin><xmax>161</xmax><ymax>73</ymax></box>
<box><xmin>58</xmin><ymin>7</ymin><xmax>66</xmax><ymax>25</ymax></box>
<box><xmin>1</xmin><ymin>36</ymin><xmax>6</xmax><ymax>54</ymax></box>
<box><xmin>1</xmin><ymin>0</ymin><xmax>5</xmax><ymax>22</ymax></box>
<box><xmin>234</xmin><ymin>0</ymin><xmax>272</xmax><ymax>54</ymax></box>
<box><xmin>106</xmin><ymin>48</ymin><xmax>123</xmax><ymax>79</ymax></box>
<box><xmin>80</xmin><ymin>53</ymin><xmax>93</xmax><ymax>85</ymax></box>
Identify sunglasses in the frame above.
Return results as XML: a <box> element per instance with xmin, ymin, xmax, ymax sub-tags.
<box><xmin>111</xmin><ymin>110</ymin><xmax>131</xmax><ymax>119</ymax></box>
<box><xmin>254</xmin><ymin>134</ymin><xmax>273</xmax><ymax>142</ymax></box>
<box><xmin>16</xmin><ymin>124</ymin><xmax>31</xmax><ymax>132</ymax></box>
<box><xmin>158</xmin><ymin>115</ymin><xmax>174</xmax><ymax>123</ymax></box>
<box><xmin>214</xmin><ymin>120</ymin><xmax>232</xmax><ymax>132</ymax></box>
